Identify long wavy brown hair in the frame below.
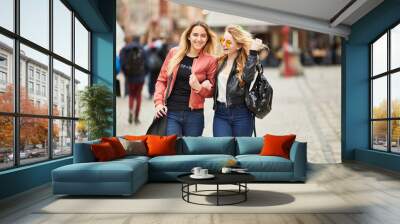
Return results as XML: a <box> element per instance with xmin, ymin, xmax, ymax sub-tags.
<box><xmin>218</xmin><ymin>25</ymin><xmax>253</xmax><ymax>87</ymax></box>
<box><xmin>167</xmin><ymin>21</ymin><xmax>217</xmax><ymax>76</ymax></box>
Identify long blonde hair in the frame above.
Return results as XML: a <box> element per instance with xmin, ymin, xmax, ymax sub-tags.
<box><xmin>167</xmin><ymin>21</ymin><xmax>217</xmax><ymax>75</ymax></box>
<box><xmin>219</xmin><ymin>25</ymin><xmax>253</xmax><ymax>87</ymax></box>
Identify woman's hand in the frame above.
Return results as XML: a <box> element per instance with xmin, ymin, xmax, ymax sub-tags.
<box><xmin>201</xmin><ymin>80</ymin><xmax>212</xmax><ymax>91</ymax></box>
<box><xmin>250</xmin><ymin>38</ymin><xmax>264</xmax><ymax>51</ymax></box>
<box><xmin>189</xmin><ymin>74</ymin><xmax>201</xmax><ymax>91</ymax></box>
<box><xmin>155</xmin><ymin>104</ymin><xmax>168</xmax><ymax>118</ymax></box>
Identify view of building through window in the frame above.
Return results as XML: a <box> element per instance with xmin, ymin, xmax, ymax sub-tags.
<box><xmin>0</xmin><ymin>0</ymin><xmax>90</xmax><ymax>170</ymax></box>
<box><xmin>371</xmin><ymin>23</ymin><xmax>400</xmax><ymax>153</ymax></box>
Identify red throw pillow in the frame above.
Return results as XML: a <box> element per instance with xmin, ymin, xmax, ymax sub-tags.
<box><xmin>260</xmin><ymin>134</ymin><xmax>296</xmax><ymax>159</ymax></box>
<box><xmin>101</xmin><ymin>137</ymin><xmax>126</xmax><ymax>158</ymax></box>
<box><xmin>146</xmin><ymin>135</ymin><xmax>177</xmax><ymax>157</ymax></box>
<box><xmin>91</xmin><ymin>142</ymin><xmax>117</xmax><ymax>161</ymax></box>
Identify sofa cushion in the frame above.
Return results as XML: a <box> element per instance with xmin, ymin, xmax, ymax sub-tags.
<box><xmin>236</xmin><ymin>155</ymin><xmax>293</xmax><ymax>172</ymax></box>
<box><xmin>101</xmin><ymin>137</ymin><xmax>127</xmax><ymax>158</ymax></box>
<box><xmin>52</xmin><ymin>159</ymin><xmax>147</xmax><ymax>183</ymax></box>
<box><xmin>147</xmin><ymin>135</ymin><xmax>177</xmax><ymax>157</ymax></box>
<box><xmin>148</xmin><ymin>154</ymin><xmax>235</xmax><ymax>172</ymax></box>
<box><xmin>180</xmin><ymin>137</ymin><xmax>235</xmax><ymax>155</ymax></box>
<box><xmin>91</xmin><ymin>142</ymin><xmax>118</xmax><ymax>161</ymax></box>
<box><xmin>236</xmin><ymin>137</ymin><xmax>263</xmax><ymax>155</ymax></box>
<box><xmin>260</xmin><ymin>134</ymin><xmax>296</xmax><ymax>159</ymax></box>
<box><xmin>119</xmin><ymin>138</ymin><xmax>147</xmax><ymax>156</ymax></box>
<box><xmin>74</xmin><ymin>139</ymin><xmax>100</xmax><ymax>163</ymax></box>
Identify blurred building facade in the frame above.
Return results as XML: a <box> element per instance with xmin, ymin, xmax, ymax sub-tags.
<box><xmin>116</xmin><ymin>0</ymin><xmax>341</xmax><ymax>66</ymax></box>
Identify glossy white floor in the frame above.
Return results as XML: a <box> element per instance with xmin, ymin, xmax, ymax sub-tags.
<box><xmin>1</xmin><ymin>162</ymin><xmax>400</xmax><ymax>224</ymax></box>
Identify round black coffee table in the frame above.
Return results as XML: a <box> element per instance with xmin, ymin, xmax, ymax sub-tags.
<box><xmin>177</xmin><ymin>173</ymin><xmax>255</xmax><ymax>206</ymax></box>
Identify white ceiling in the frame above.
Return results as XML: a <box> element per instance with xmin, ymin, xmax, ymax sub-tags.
<box><xmin>172</xmin><ymin>0</ymin><xmax>384</xmax><ymax>37</ymax></box>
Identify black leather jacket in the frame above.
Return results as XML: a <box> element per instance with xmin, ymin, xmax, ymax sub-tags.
<box><xmin>213</xmin><ymin>50</ymin><xmax>259</xmax><ymax>109</ymax></box>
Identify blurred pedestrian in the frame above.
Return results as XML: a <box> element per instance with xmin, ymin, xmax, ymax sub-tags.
<box><xmin>146</xmin><ymin>38</ymin><xmax>166</xmax><ymax>99</ymax></box>
<box><xmin>119</xmin><ymin>35</ymin><xmax>147</xmax><ymax>124</ymax></box>
<box><xmin>153</xmin><ymin>21</ymin><xmax>218</xmax><ymax>137</ymax></box>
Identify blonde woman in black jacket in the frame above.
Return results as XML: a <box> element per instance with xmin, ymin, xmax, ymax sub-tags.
<box><xmin>202</xmin><ymin>25</ymin><xmax>265</xmax><ymax>137</ymax></box>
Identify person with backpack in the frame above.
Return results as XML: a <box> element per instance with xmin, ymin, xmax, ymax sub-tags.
<box><xmin>201</xmin><ymin>25</ymin><xmax>268</xmax><ymax>137</ymax></box>
<box><xmin>153</xmin><ymin>21</ymin><xmax>218</xmax><ymax>137</ymax></box>
<box><xmin>119</xmin><ymin>35</ymin><xmax>147</xmax><ymax>124</ymax></box>
<box><xmin>146</xmin><ymin>39</ymin><xmax>164</xmax><ymax>99</ymax></box>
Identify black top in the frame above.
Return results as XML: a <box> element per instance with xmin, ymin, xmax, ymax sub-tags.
<box><xmin>177</xmin><ymin>172</ymin><xmax>255</xmax><ymax>185</ymax></box>
<box><xmin>167</xmin><ymin>55</ymin><xmax>196</xmax><ymax>111</ymax></box>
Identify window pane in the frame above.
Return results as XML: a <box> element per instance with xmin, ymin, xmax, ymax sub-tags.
<box><xmin>0</xmin><ymin>116</ymin><xmax>13</xmax><ymax>170</ymax></box>
<box><xmin>391</xmin><ymin>120</ymin><xmax>400</xmax><ymax>153</ymax></box>
<box><xmin>372</xmin><ymin>33</ymin><xmax>387</xmax><ymax>76</ymax></box>
<box><xmin>75</xmin><ymin>18</ymin><xmax>89</xmax><ymax>70</ymax></box>
<box><xmin>372</xmin><ymin>77</ymin><xmax>387</xmax><ymax>119</ymax></box>
<box><xmin>391</xmin><ymin>72</ymin><xmax>400</xmax><ymax>118</ymax></box>
<box><xmin>53</xmin><ymin>0</ymin><xmax>72</xmax><ymax>60</ymax></box>
<box><xmin>20</xmin><ymin>44</ymin><xmax>49</xmax><ymax>115</ymax></box>
<box><xmin>53</xmin><ymin>59</ymin><xmax>72</xmax><ymax>117</ymax></box>
<box><xmin>0</xmin><ymin>35</ymin><xmax>14</xmax><ymax>112</ymax></box>
<box><xmin>20</xmin><ymin>117</ymin><xmax>49</xmax><ymax>165</ymax></box>
<box><xmin>0</xmin><ymin>0</ymin><xmax>14</xmax><ymax>31</ymax></box>
<box><xmin>74</xmin><ymin>69</ymin><xmax>89</xmax><ymax>118</ymax></box>
<box><xmin>372</xmin><ymin>121</ymin><xmax>388</xmax><ymax>151</ymax></box>
<box><xmin>391</xmin><ymin>24</ymin><xmax>400</xmax><ymax>70</ymax></box>
<box><xmin>75</xmin><ymin>120</ymin><xmax>88</xmax><ymax>143</ymax></box>
<box><xmin>20</xmin><ymin>0</ymin><xmax>49</xmax><ymax>49</ymax></box>
<box><xmin>53</xmin><ymin>119</ymin><xmax>72</xmax><ymax>158</ymax></box>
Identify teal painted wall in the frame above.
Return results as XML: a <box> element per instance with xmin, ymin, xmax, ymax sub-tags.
<box><xmin>0</xmin><ymin>0</ymin><xmax>116</xmax><ymax>200</ymax></box>
<box><xmin>343</xmin><ymin>0</ymin><xmax>400</xmax><ymax>171</ymax></box>
<box><xmin>0</xmin><ymin>158</ymin><xmax>72</xmax><ymax>199</ymax></box>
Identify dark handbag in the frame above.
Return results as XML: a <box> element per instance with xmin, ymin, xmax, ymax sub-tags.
<box><xmin>146</xmin><ymin>116</ymin><xmax>168</xmax><ymax>135</ymax></box>
<box><xmin>245</xmin><ymin>63</ymin><xmax>273</xmax><ymax>119</ymax></box>
<box><xmin>146</xmin><ymin>75</ymin><xmax>172</xmax><ymax>135</ymax></box>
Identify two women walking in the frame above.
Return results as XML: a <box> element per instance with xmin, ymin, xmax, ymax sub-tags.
<box><xmin>153</xmin><ymin>22</ymin><xmax>267</xmax><ymax>137</ymax></box>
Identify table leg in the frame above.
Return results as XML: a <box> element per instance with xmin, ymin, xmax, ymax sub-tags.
<box><xmin>245</xmin><ymin>183</ymin><xmax>247</xmax><ymax>201</ymax></box>
<box><xmin>195</xmin><ymin>184</ymin><xmax>197</xmax><ymax>192</ymax></box>
<box><xmin>217</xmin><ymin>184</ymin><xmax>219</xmax><ymax>206</ymax></box>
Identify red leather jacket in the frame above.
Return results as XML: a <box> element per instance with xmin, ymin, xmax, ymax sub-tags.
<box><xmin>153</xmin><ymin>47</ymin><xmax>218</xmax><ymax>110</ymax></box>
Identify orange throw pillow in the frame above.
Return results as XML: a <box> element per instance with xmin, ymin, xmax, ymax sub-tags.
<box><xmin>124</xmin><ymin>135</ymin><xmax>148</xmax><ymax>141</ymax></box>
<box><xmin>146</xmin><ymin>135</ymin><xmax>177</xmax><ymax>157</ymax></box>
<box><xmin>91</xmin><ymin>142</ymin><xmax>117</xmax><ymax>161</ymax></box>
<box><xmin>260</xmin><ymin>134</ymin><xmax>296</xmax><ymax>159</ymax></box>
<box><xmin>101</xmin><ymin>137</ymin><xmax>126</xmax><ymax>158</ymax></box>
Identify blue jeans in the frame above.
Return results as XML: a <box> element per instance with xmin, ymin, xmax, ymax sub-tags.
<box><xmin>213</xmin><ymin>102</ymin><xmax>254</xmax><ymax>137</ymax></box>
<box><xmin>166</xmin><ymin>110</ymin><xmax>204</xmax><ymax>137</ymax></box>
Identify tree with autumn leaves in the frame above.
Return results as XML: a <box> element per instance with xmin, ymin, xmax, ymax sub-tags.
<box><xmin>373</xmin><ymin>99</ymin><xmax>400</xmax><ymax>142</ymax></box>
<box><xmin>0</xmin><ymin>84</ymin><xmax>59</xmax><ymax>151</ymax></box>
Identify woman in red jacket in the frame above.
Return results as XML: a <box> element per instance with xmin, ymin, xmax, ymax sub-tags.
<box><xmin>153</xmin><ymin>21</ymin><xmax>218</xmax><ymax>136</ymax></box>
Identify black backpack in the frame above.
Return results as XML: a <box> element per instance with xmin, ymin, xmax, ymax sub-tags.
<box><xmin>147</xmin><ymin>49</ymin><xmax>163</xmax><ymax>73</ymax></box>
<box><xmin>124</xmin><ymin>46</ymin><xmax>145</xmax><ymax>77</ymax></box>
<box><xmin>245</xmin><ymin>63</ymin><xmax>273</xmax><ymax>119</ymax></box>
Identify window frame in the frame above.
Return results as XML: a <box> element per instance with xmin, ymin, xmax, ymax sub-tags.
<box><xmin>0</xmin><ymin>0</ymin><xmax>92</xmax><ymax>171</ymax></box>
<box><xmin>370</xmin><ymin>20</ymin><xmax>400</xmax><ymax>154</ymax></box>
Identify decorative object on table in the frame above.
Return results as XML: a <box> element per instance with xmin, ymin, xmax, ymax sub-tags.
<box><xmin>222</xmin><ymin>167</ymin><xmax>248</xmax><ymax>174</ymax></box>
<box><xmin>79</xmin><ymin>84</ymin><xmax>113</xmax><ymax>140</ymax></box>
<box><xmin>191</xmin><ymin>167</ymin><xmax>202</xmax><ymax>176</ymax></box>
<box><xmin>224</xmin><ymin>159</ymin><xmax>240</xmax><ymax>168</ymax></box>
<box><xmin>190</xmin><ymin>167</ymin><xmax>214</xmax><ymax>179</ymax></box>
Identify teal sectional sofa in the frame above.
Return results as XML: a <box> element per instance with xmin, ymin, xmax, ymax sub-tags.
<box><xmin>52</xmin><ymin>137</ymin><xmax>307</xmax><ymax>196</ymax></box>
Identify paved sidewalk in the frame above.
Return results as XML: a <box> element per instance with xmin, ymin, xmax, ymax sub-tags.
<box><xmin>116</xmin><ymin>66</ymin><xmax>341</xmax><ymax>163</ymax></box>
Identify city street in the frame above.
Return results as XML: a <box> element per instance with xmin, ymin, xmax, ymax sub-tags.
<box><xmin>116</xmin><ymin>66</ymin><xmax>341</xmax><ymax>164</ymax></box>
